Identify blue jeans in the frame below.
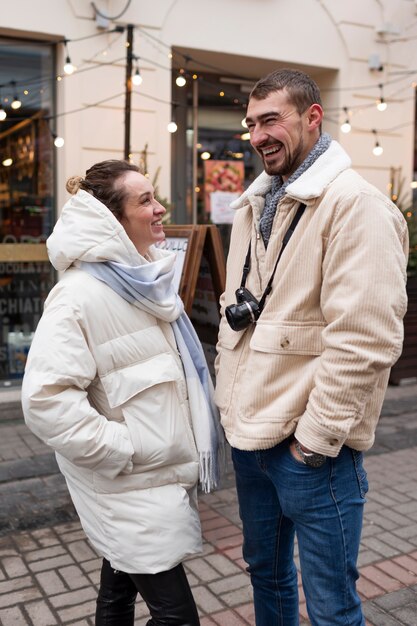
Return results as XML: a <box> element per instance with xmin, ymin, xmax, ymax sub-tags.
<box><xmin>232</xmin><ymin>439</ymin><xmax>368</xmax><ymax>626</ymax></box>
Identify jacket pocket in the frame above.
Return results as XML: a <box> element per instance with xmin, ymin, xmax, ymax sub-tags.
<box><xmin>237</xmin><ymin>321</ymin><xmax>325</xmax><ymax>422</ymax></box>
<box><xmin>250</xmin><ymin>321</ymin><xmax>325</xmax><ymax>355</ymax></box>
<box><xmin>100</xmin><ymin>354</ymin><xmax>197</xmax><ymax>470</ymax></box>
<box><xmin>100</xmin><ymin>352</ymin><xmax>181</xmax><ymax>408</ymax></box>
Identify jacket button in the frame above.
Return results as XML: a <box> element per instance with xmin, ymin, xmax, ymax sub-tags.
<box><xmin>280</xmin><ymin>337</ymin><xmax>290</xmax><ymax>348</ymax></box>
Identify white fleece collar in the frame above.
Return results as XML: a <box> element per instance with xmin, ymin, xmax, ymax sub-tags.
<box><xmin>230</xmin><ymin>140</ymin><xmax>351</xmax><ymax>210</ymax></box>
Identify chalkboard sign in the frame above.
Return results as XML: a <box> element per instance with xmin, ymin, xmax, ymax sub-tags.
<box><xmin>157</xmin><ymin>225</ymin><xmax>225</xmax><ymax>315</ymax></box>
<box><xmin>157</xmin><ymin>225</ymin><xmax>226</xmax><ymax>376</ymax></box>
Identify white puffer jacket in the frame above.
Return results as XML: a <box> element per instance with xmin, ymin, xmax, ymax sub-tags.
<box><xmin>22</xmin><ymin>190</ymin><xmax>202</xmax><ymax>574</ymax></box>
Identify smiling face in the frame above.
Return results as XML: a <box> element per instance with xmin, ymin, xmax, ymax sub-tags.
<box><xmin>118</xmin><ymin>171</ymin><xmax>166</xmax><ymax>256</ymax></box>
<box><xmin>245</xmin><ymin>89</ymin><xmax>323</xmax><ymax>180</ymax></box>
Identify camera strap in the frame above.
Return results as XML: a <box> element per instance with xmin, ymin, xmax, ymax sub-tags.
<box><xmin>240</xmin><ymin>202</ymin><xmax>306</xmax><ymax>311</ymax></box>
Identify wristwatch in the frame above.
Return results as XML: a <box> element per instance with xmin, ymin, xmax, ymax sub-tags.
<box><xmin>295</xmin><ymin>441</ymin><xmax>327</xmax><ymax>468</ymax></box>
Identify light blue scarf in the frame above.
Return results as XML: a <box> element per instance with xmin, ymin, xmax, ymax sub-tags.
<box><xmin>80</xmin><ymin>254</ymin><xmax>223</xmax><ymax>493</ymax></box>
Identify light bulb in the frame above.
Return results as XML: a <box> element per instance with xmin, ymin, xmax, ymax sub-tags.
<box><xmin>132</xmin><ymin>69</ymin><xmax>143</xmax><ymax>86</ymax></box>
<box><xmin>0</xmin><ymin>107</ymin><xmax>6</xmax><ymax>121</ymax></box>
<box><xmin>340</xmin><ymin>120</ymin><xmax>351</xmax><ymax>134</ymax></box>
<box><xmin>373</xmin><ymin>143</ymin><xmax>383</xmax><ymax>156</ymax></box>
<box><xmin>11</xmin><ymin>97</ymin><xmax>21</xmax><ymax>110</ymax></box>
<box><xmin>241</xmin><ymin>118</ymin><xmax>248</xmax><ymax>128</ymax></box>
<box><xmin>240</xmin><ymin>132</ymin><xmax>250</xmax><ymax>141</ymax></box>
<box><xmin>376</xmin><ymin>99</ymin><xmax>387</xmax><ymax>112</ymax></box>
<box><xmin>2</xmin><ymin>158</ymin><xmax>13</xmax><ymax>167</ymax></box>
<box><xmin>176</xmin><ymin>75</ymin><xmax>186</xmax><ymax>87</ymax></box>
<box><xmin>64</xmin><ymin>56</ymin><xmax>75</xmax><ymax>75</ymax></box>
<box><xmin>54</xmin><ymin>135</ymin><xmax>65</xmax><ymax>148</ymax></box>
<box><xmin>201</xmin><ymin>151</ymin><xmax>211</xmax><ymax>160</ymax></box>
<box><xmin>167</xmin><ymin>121</ymin><xmax>178</xmax><ymax>133</ymax></box>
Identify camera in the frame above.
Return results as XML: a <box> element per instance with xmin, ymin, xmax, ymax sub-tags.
<box><xmin>225</xmin><ymin>287</ymin><xmax>261</xmax><ymax>331</ymax></box>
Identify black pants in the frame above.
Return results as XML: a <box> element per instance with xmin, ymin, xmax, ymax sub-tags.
<box><xmin>95</xmin><ymin>558</ymin><xmax>200</xmax><ymax>626</ymax></box>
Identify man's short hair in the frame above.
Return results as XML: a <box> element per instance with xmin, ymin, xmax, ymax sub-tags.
<box><xmin>249</xmin><ymin>69</ymin><xmax>322</xmax><ymax>114</ymax></box>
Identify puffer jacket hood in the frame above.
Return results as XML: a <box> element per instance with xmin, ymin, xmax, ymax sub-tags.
<box><xmin>47</xmin><ymin>189</ymin><xmax>143</xmax><ymax>271</ymax></box>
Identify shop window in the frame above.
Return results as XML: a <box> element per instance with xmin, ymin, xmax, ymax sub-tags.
<box><xmin>0</xmin><ymin>37</ymin><xmax>56</xmax><ymax>385</ymax></box>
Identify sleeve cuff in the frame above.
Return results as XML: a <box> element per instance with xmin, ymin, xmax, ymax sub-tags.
<box><xmin>295</xmin><ymin>411</ymin><xmax>347</xmax><ymax>457</ymax></box>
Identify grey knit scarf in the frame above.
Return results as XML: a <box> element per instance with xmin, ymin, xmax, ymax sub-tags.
<box><xmin>260</xmin><ymin>132</ymin><xmax>332</xmax><ymax>246</ymax></box>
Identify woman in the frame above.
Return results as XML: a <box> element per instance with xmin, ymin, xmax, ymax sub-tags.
<box><xmin>22</xmin><ymin>159</ymin><xmax>223</xmax><ymax>626</ymax></box>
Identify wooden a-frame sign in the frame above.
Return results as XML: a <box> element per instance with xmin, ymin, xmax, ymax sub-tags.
<box><xmin>157</xmin><ymin>224</ymin><xmax>226</xmax><ymax>315</ymax></box>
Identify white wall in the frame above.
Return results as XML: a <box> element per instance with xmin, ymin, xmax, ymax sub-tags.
<box><xmin>2</xmin><ymin>0</ymin><xmax>416</xmax><ymax>213</ymax></box>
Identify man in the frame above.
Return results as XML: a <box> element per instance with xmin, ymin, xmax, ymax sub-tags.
<box><xmin>214</xmin><ymin>69</ymin><xmax>408</xmax><ymax>626</ymax></box>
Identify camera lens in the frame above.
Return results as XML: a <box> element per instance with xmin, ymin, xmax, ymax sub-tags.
<box><xmin>225</xmin><ymin>300</ymin><xmax>259</xmax><ymax>331</ymax></box>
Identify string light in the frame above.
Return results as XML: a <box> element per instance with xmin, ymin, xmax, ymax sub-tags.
<box><xmin>176</xmin><ymin>70</ymin><xmax>186</xmax><ymax>87</ymax></box>
<box><xmin>201</xmin><ymin>151</ymin><xmax>211</xmax><ymax>160</ymax></box>
<box><xmin>131</xmin><ymin>55</ymin><xmax>143</xmax><ymax>86</ymax></box>
<box><xmin>132</xmin><ymin>66</ymin><xmax>143</xmax><ymax>86</ymax></box>
<box><xmin>64</xmin><ymin>57</ymin><xmax>75</xmax><ymax>75</ymax></box>
<box><xmin>167</xmin><ymin>103</ymin><xmax>178</xmax><ymax>133</ymax></box>
<box><xmin>377</xmin><ymin>83</ymin><xmax>387</xmax><ymax>111</ymax></box>
<box><xmin>340</xmin><ymin>120</ymin><xmax>351</xmax><ymax>133</ymax></box>
<box><xmin>63</xmin><ymin>41</ymin><xmax>75</xmax><ymax>75</ymax></box>
<box><xmin>175</xmin><ymin>56</ymin><xmax>189</xmax><ymax>87</ymax></box>
<box><xmin>53</xmin><ymin>134</ymin><xmax>65</xmax><ymax>148</ymax></box>
<box><xmin>340</xmin><ymin>107</ymin><xmax>351</xmax><ymax>133</ymax></box>
<box><xmin>1</xmin><ymin>27</ymin><xmax>413</xmax><ymax>162</ymax></box>
<box><xmin>46</xmin><ymin>120</ymin><xmax>65</xmax><ymax>148</ymax></box>
<box><xmin>0</xmin><ymin>89</ymin><xmax>6</xmax><ymax>121</ymax></box>
<box><xmin>241</xmin><ymin>118</ymin><xmax>248</xmax><ymax>128</ymax></box>
<box><xmin>2</xmin><ymin>158</ymin><xmax>13</xmax><ymax>167</ymax></box>
<box><xmin>372</xmin><ymin>129</ymin><xmax>383</xmax><ymax>156</ymax></box>
<box><xmin>10</xmin><ymin>82</ymin><xmax>21</xmax><ymax>110</ymax></box>
<box><xmin>4</xmin><ymin>24</ymin><xmax>412</xmax><ymax>112</ymax></box>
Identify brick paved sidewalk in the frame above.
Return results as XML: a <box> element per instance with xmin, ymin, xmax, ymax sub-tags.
<box><xmin>0</xmin><ymin>384</ymin><xmax>417</xmax><ymax>624</ymax></box>
<box><xmin>1</xmin><ymin>447</ymin><xmax>417</xmax><ymax>625</ymax></box>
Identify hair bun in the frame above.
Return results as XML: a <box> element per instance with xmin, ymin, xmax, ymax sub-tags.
<box><xmin>66</xmin><ymin>175</ymin><xmax>84</xmax><ymax>195</ymax></box>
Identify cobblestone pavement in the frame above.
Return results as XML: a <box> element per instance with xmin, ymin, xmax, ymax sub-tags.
<box><xmin>0</xmin><ymin>384</ymin><xmax>416</xmax><ymax>625</ymax></box>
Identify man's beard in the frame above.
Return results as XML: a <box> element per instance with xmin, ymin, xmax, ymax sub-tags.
<box><xmin>262</xmin><ymin>134</ymin><xmax>304</xmax><ymax>178</ymax></box>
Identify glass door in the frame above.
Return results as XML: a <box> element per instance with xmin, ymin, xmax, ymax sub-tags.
<box><xmin>0</xmin><ymin>37</ymin><xmax>56</xmax><ymax>385</ymax></box>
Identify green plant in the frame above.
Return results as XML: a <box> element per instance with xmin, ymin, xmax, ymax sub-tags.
<box><xmin>389</xmin><ymin>167</ymin><xmax>417</xmax><ymax>277</ymax></box>
<box><xmin>138</xmin><ymin>144</ymin><xmax>172</xmax><ymax>224</ymax></box>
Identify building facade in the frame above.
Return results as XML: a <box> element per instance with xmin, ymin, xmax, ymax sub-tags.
<box><xmin>0</xmin><ymin>0</ymin><xmax>416</xmax><ymax>385</ymax></box>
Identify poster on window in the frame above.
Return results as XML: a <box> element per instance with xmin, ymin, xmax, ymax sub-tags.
<box><xmin>204</xmin><ymin>161</ymin><xmax>244</xmax><ymax>224</ymax></box>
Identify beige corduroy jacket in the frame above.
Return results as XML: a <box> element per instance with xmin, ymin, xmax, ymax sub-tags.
<box><xmin>214</xmin><ymin>141</ymin><xmax>409</xmax><ymax>457</ymax></box>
